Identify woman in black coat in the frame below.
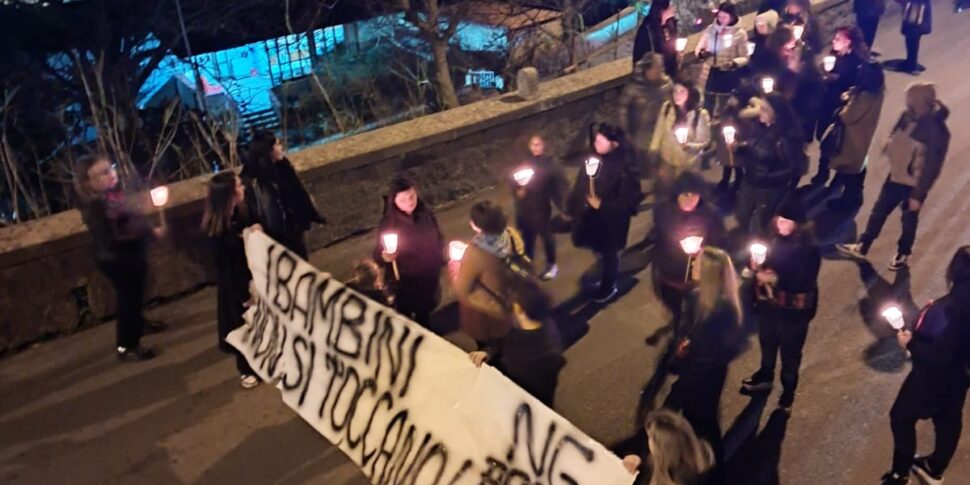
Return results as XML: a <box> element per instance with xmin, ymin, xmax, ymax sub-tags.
<box><xmin>632</xmin><ymin>0</ymin><xmax>678</xmax><ymax>77</ymax></box>
<box><xmin>897</xmin><ymin>0</ymin><xmax>932</xmax><ymax>74</ymax></box>
<box><xmin>741</xmin><ymin>193</ymin><xmax>821</xmax><ymax>412</ymax></box>
<box><xmin>242</xmin><ymin>130</ymin><xmax>325</xmax><ymax>259</ymax></box>
<box><xmin>811</xmin><ymin>26</ymin><xmax>868</xmax><ymax>185</ymax></box>
<box><xmin>202</xmin><ymin>171</ymin><xmax>259</xmax><ymax>389</ymax></box>
<box><xmin>374</xmin><ymin>176</ymin><xmax>445</xmax><ymax>327</ymax></box>
<box><xmin>569</xmin><ymin>123</ymin><xmax>640</xmax><ymax>303</ymax></box>
<box><xmin>652</xmin><ymin>173</ymin><xmax>726</xmax><ymax>327</ymax></box>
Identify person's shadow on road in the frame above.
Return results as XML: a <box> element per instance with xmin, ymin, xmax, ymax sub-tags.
<box><xmin>723</xmin><ymin>406</ymin><xmax>791</xmax><ymax>485</ymax></box>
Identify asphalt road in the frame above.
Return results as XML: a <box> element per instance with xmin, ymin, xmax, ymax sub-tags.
<box><xmin>2</xmin><ymin>3</ymin><xmax>969</xmax><ymax>484</ymax></box>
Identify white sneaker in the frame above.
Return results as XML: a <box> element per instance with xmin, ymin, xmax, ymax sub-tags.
<box><xmin>836</xmin><ymin>242</ymin><xmax>868</xmax><ymax>260</ymax></box>
<box><xmin>541</xmin><ymin>264</ymin><xmax>559</xmax><ymax>281</ymax></box>
<box><xmin>240</xmin><ymin>375</ymin><xmax>259</xmax><ymax>389</ymax></box>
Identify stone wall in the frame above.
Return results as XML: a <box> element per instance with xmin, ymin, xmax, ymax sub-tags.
<box><xmin>0</xmin><ymin>0</ymin><xmax>852</xmax><ymax>354</ymax></box>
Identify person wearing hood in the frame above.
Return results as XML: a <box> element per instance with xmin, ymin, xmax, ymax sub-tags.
<box><xmin>242</xmin><ymin>130</ymin><xmax>325</xmax><ymax>259</ymax></box>
<box><xmin>733</xmin><ymin>94</ymin><xmax>802</xmax><ymax>236</ymax></box>
<box><xmin>568</xmin><ymin>123</ymin><xmax>640</xmax><ymax>303</ymax></box>
<box><xmin>649</xmin><ymin>79</ymin><xmax>712</xmax><ymax>193</ymax></box>
<box><xmin>652</xmin><ymin>172</ymin><xmax>726</xmax><ymax>327</ymax></box>
<box><xmin>811</xmin><ymin>26</ymin><xmax>869</xmax><ymax>185</ymax></box>
<box><xmin>510</xmin><ymin>135</ymin><xmax>567</xmax><ymax>281</ymax></box>
<box><xmin>695</xmin><ymin>2</ymin><xmax>751</xmax><ymax>117</ymax></box>
<box><xmin>880</xmin><ymin>246</ymin><xmax>970</xmax><ymax>485</ymax></box>
<box><xmin>632</xmin><ymin>0</ymin><xmax>678</xmax><ymax>77</ymax></box>
<box><xmin>619</xmin><ymin>53</ymin><xmax>673</xmax><ymax>178</ymax></box>
<box><xmin>741</xmin><ymin>193</ymin><xmax>821</xmax><ymax>413</ymax></box>
<box><xmin>454</xmin><ymin>201</ymin><xmax>527</xmax><ymax>346</ymax></box>
<box><xmin>837</xmin><ymin>83</ymin><xmax>950</xmax><ymax>271</ymax></box>
<box><xmin>824</xmin><ymin>61</ymin><xmax>886</xmax><ymax>210</ymax></box>
<box><xmin>375</xmin><ymin>176</ymin><xmax>445</xmax><ymax>327</ymax></box>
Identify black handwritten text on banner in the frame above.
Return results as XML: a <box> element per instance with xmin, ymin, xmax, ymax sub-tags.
<box><xmin>228</xmin><ymin>231</ymin><xmax>634</xmax><ymax>485</ymax></box>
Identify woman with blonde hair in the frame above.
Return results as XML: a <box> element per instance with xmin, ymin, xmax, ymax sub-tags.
<box><xmin>664</xmin><ymin>246</ymin><xmax>742</xmax><ymax>481</ymax></box>
<box><xmin>623</xmin><ymin>409</ymin><xmax>715</xmax><ymax>484</ymax></box>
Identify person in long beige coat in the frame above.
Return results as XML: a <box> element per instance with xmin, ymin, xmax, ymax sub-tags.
<box><xmin>827</xmin><ymin>63</ymin><xmax>885</xmax><ymax>209</ymax></box>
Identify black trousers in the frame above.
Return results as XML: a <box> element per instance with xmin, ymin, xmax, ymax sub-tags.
<box><xmin>519</xmin><ymin>218</ymin><xmax>557</xmax><ymax>266</ymax></box>
<box><xmin>600</xmin><ymin>250</ymin><xmax>620</xmax><ymax>291</ymax></box>
<box><xmin>659</xmin><ymin>281</ymin><xmax>687</xmax><ymax>330</ymax></box>
<box><xmin>98</xmin><ymin>256</ymin><xmax>148</xmax><ymax>349</ymax></box>
<box><xmin>831</xmin><ymin>168</ymin><xmax>867</xmax><ymax>201</ymax></box>
<box><xmin>719</xmin><ymin>166</ymin><xmax>744</xmax><ymax>189</ymax></box>
<box><xmin>859</xmin><ymin>180</ymin><xmax>919</xmax><ymax>255</ymax></box>
<box><xmin>890</xmin><ymin>373</ymin><xmax>970</xmax><ymax>476</ymax></box>
<box><xmin>905</xmin><ymin>33</ymin><xmax>922</xmax><ymax>69</ymax></box>
<box><xmin>235</xmin><ymin>351</ymin><xmax>254</xmax><ymax>376</ymax></box>
<box><xmin>857</xmin><ymin>14</ymin><xmax>880</xmax><ymax>49</ymax></box>
<box><xmin>737</xmin><ymin>182</ymin><xmax>789</xmax><ymax>237</ymax></box>
<box><xmin>756</xmin><ymin>307</ymin><xmax>813</xmax><ymax>398</ymax></box>
<box><xmin>396</xmin><ymin>296</ymin><xmax>437</xmax><ymax>328</ymax></box>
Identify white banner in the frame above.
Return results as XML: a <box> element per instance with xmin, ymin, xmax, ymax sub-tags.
<box><xmin>228</xmin><ymin>231</ymin><xmax>634</xmax><ymax>485</ymax></box>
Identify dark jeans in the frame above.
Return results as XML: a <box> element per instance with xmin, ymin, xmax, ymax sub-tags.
<box><xmin>98</xmin><ymin>256</ymin><xmax>148</xmax><ymax>349</ymax></box>
<box><xmin>905</xmin><ymin>32</ymin><xmax>922</xmax><ymax>69</ymax></box>
<box><xmin>519</xmin><ymin>219</ymin><xmax>557</xmax><ymax>266</ymax></box>
<box><xmin>659</xmin><ymin>281</ymin><xmax>686</xmax><ymax>330</ymax></box>
<box><xmin>831</xmin><ymin>168</ymin><xmax>867</xmax><ymax>201</ymax></box>
<box><xmin>719</xmin><ymin>166</ymin><xmax>743</xmax><ymax>189</ymax></box>
<box><xmin>600</xmin><ymin>251</ymin><xmax>620</xmax><ymax>291</ymax></box>
<box><xmin>890</xmin><ymin>374</ymin><xmax>970</xmax><ymax>476</ymax></box>
<box><xmin>756</xmin><ymin>308</ymin><xmax>812</xmax><ymax>398</ymax></box>
<box><xmin>858</xmin><ymin>14</ymin><xmax>880</xmax><ymax>49</ymax></box>
<box><xmin>737</xmin><ymin>182</ymin><xmax>788</xmax><ymax>237</ymax></box>
<box><xmin>859</xmin><ymin>180</ymin><xmax>919</xmax><ymax>255</ymax></box>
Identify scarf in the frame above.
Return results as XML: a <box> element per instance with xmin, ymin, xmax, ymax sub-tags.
<box><xmin>472</xmin><ymin>230</ymin><xmax>512</xmax><ymax>260</ymax></box>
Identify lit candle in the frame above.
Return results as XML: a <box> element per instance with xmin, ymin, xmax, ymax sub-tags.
<box><xmin>513</xmin><ymin>167</ymin><xmax>535</xmax><ymax>186</ymax></box>
<box><xmin>150</xmin><ymin>185</ymin><xmax>169</xmax><ymax>207</ymax></box>
<box><xmin>722</xmin><ymin>125</ymin><xmax>737</xmax><ymax>145</ymax></box>
<box><xmin>749</xmin><ymin>242</ymin><xmax>768</xmax><ymax>265</ymax></box>
<box><xmin>449</xmin><ymin>241</ymin><xmax>468</xmax><ymax>262</ymax></box>
<box><xmin>882</xmin><ymin>306</ymin><xmax>905</xmax><ymax>331</ymax></box>
<box><xmin>675</xmin><ymin>37</ymin><xmax>688</xmax><ymax>53</ymax></box>
<box><xmin>761</xmin><ymin>77</ymin><xmax>775</xmax><ymax>94</ymax></box>
<box><xmin>747</xmin><ymin>41</ymin><xmax>756</xmax><ymax>56</ymax></box>
<box><xmin>823</xmin><ymin>55</ymin><xmax>836</xmax><ymax>72</ymax></box>
<box><xmin>792</xmin><ymin>24</ymin><xmax>805</xmax><ymax>41</ymax></box>
<box><xmin>382</xmin><ymin>233</ymin><xmax>399</xmax><ymax>255</ymax></box>
<box><xmin>679</xmin><ymin>236</ymin><xmax>704</xmax><ymax>256</ymax></box>
<box><xmin>675</xmin><ymin>126</ymin><xmax>689</xmax><ymax>144</ymax></box>
<box><xmin>585</xmin><ymin>156</ymin><xmax>601</xmax><ymax>177</ymax></box>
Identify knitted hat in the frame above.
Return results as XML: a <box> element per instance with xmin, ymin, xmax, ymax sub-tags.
<box><xmin>755</xmin><ymin>10</ymin><xmax>779</xmax><ymax>34</ymax></box>
<box><xmin>776</xmin><ymin>192</ymin><xmax>807</xmax><ymax>223</ymax></box>
<box><xmin>672</xmin><ymin>172</ymin><xmax>708</xmax><ymax>198</ymax></box>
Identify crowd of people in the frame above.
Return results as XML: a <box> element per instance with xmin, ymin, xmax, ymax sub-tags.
<box><xmin>68</xmin><ymin>0</ymin><xmax>966</xmax><ymax>483</ymax></box>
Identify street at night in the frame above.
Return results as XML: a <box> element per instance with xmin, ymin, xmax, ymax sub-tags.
<box><xmin>2</xmin><ymin>1</ymin><xmax>970</xmax><ymax>484</ymax></box>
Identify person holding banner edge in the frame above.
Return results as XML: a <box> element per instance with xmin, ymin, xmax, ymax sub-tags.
<box><xmin>202</xmin><ymin>171</ymin><xmax>260</xmax><ymax>389</ymax></box>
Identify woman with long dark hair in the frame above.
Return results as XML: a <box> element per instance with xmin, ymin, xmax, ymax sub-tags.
<box><xmin>202</xmin><ymin>171</ymin><xmax>259</xmax><ymax>388</ymax></box>
<box><xmin>825</xmin><ymin>62</ymin><xmax>885</xmax><ymax>209</ymax></box>
<box><xmin>666</xmin><ymin>246</ymin><xmax>742</xmax><ymax>481</ymax></box>
<box><xmin>650</xmin><ymin>79</ymin><xmax>711</xmax><ymax>192</ymax></box>
<box><xmin>75</xmin><ymin>155</ymin><xmax>164</xmax><ymax>362</ymax></box>
<box><xmin>811</xmin><ymin>26</ymin><xmax>869</xmax><ymax>185</ymax></box>
<box><xmin>374</xmin><ymin>176</ymin><xmax>445</xmax><ymax>327</ymax></box>
<box><xmin>632</xmin><ymin>0</ymin><xmax>678</xmax><ymax>77</ymax></box>
<box><xmin>242</xmin><ymin>131</ymin><xmax>325</xmax><ymax>259</ymax></box>
<box><xmin>742</xmin><ymin>193</ymin><xmax>821</xmax><ymax>413</ymax></box>
<box><xmin>569</xmin><ymin>123</ymin><xmax>640</xmax><ymax>303</ymax></box>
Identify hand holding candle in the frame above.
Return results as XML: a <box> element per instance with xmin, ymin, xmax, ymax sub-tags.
<box><xmin>382</xmin><ymin>233</ymin><xmax>400</xmax><ymax>279</ymax></box>
<box><xmin>679</xmin><ymin>236</ymin><xmax>704</xmax><ymax>256</ymax></box>
<box><xmin>761</xmin><ymin>77</ymin><xmax>775</xmax><ymax>94</ymax></box>
<box><xmin>675</xmin><ymin>37</ymin><xmax>688</xmax><ymax>53</ymax></box>
<box><xmin>823</xmin><ymin>55</ymin><xmax>836</xmax><ymax>72</ymax></box>
<box><xmin>449</xmin><ymin>240</ymin><xmax>468</xmax><ymax>262</ymax></box>
<box><xmin>513</xmin><ymin>167</ymin><xmax>535</xmax><ymax>187</ymax></box>
<box><xmin>585</xmin><ymin>156</ymin><xmax>601</xmax><ymax>197</ymax></box>
<box><xmin>881</xmin><ymin>306</ymin><xmax>905</xmax><ymax>331</ymax></box>
<box><xmin>749</xmin><ymin>242</ymin><xmax>768</xmax><ymax>266</ymax></box>
<box><xmin>722</xmin><ymin>125</ymin><xmax>737</xmax><ymax>146</ymax></box>
<box><xmin>675</xmin><ymin>126</ymin><xmax>689</xmax><ymax>145</ymax></box>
